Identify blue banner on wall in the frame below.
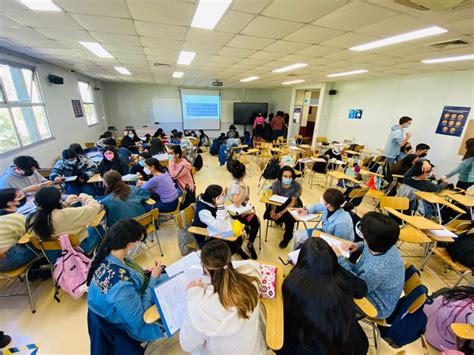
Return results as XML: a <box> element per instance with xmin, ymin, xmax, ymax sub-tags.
<box><xmin>435</xmin><ymin>106</ymin><xmax>470</xmax><ymax>137</ymax></box>
<box><xmin>348</xmin><ymin>109</ymin><xmax>363</xmax><ymax>119</ymax></box>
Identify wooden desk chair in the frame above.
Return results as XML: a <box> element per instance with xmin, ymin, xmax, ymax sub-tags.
<box><xmin>347</xmin><ymin>187</ymin><xmax>369</xmax><ymax>211</ymax></box>
<box><xmin>158</xmin><ymin>190</ymin><xmax>187</xmax><ymax>226</ymax></box>
<box><xmin>451</xmin><ymin>323</ymin><xmax>474</xmax><ymax>350</ymax></box>
<box><xmin>37</xmin><ymin>168</ymin><xmax>53</xmax><ymax>179</ymax></box>
<box><xmin>134</xmin><ymin>209</ymin><xmax>164</xmax><ymax>257</ymax></box>
<box><xmin>87</xmin><ymin>209</ymin><xmax>107</xmax><ymax>239</ymax></box>
<box><xmin>84</xmin><ymin>142</ymin><xmax>95</xmax><ymax>148</ymax></box>
<box><xmin>366</xmin><ymin>189</ymin><xmax>385</xmax><ymax>209</ymax></box>
<box><xmin>429</xmin><ymin>247</ymin><xmax>471</xmax><ymax>287</ymax></box>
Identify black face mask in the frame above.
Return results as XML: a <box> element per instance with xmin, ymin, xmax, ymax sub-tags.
<box><xmin>23</xmin><ymin>169</ymin><xmax>35</xmax><ymax>177</ymax></box>
<box><xmin>17</xmin><ymin>196</ymin><xmax>27</xmax><ymax>208</ymax></box>
<box><xmin>419</xmin><ymin>153</ymin><xmax>428</xmax><ymax>158</ymax></box>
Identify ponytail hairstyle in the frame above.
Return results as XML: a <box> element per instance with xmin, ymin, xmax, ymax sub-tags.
<box><xmin>201</xmin><ymin>240</ymin><xmax>259</xmax><ymax>319</ymax></box>
<box><xmin>144</xmin><ymin>158</ymin><xmax>167</xmax><ymax>174</ymax></box>
<box><xmin>86</xmin><ymin>219</ymin><xmax>146</xmax><ymax>285</ymax></box>
<box><xmin>201</xmin><ymin>184</ymin><xmax>222</xmax><ymax>205</ymax></box>
<box><xmin>103</xmin><ymin>170</ymin><xmax>130</xmax><ymax>200</ymax></box>
<box><xmin>323</xmin><ymin>188</ymin><xmax>354</xmax><ymax>212</ymax></box>
<box><xmin>463</xmin><ymin>138</ymin><xmax>474</xmax><ymax>160</ymax></box>
<box><xmin>226</xmin><ymin>159</ymin><xmax>246</xmax><ymax>179</ymax></box>
<box><xmin>26</xmin><ymin>186</ymin><xmax>62</xmax><ymax>241</ymax></box>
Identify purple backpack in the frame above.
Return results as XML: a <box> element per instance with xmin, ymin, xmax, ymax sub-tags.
<box><xmin>53</xmin><ymin>234</ymin><xmax>91</xmax><ymax>301</ymax></box>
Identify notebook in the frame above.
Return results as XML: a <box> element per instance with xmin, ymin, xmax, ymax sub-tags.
<box><xmin>289</xmin><ymin>209</ymin><xmax>318</xmax><ymax>222</ymax></box>
<box><xmin>122</xmin><ymin>174</ymin><xmax>138</xmax><ymax>182</ymax></box>
<box><xmin>428</xmin><ymin>228</ymin><xmax>458</xmax><ymax>240</ymax></box>
<box><xmin>269</xmin><ymin>195</ymin><xmax>288</xmax><ymax>204</ymax></box>
<box><xmin>288</xmin><ymin>233</ymin><xmax>350</xmax><ymax>263</ymax></box>
<box><xmin>226</xmin><ymin>203</ymin><xmax>253</xmax><ymax>215</ymax></box>
<box><xmin>62</xmin><ymin>176</ymin><xmax>78</xmax><ymax>182</ymax></box>
<box><xmin>207</xmin><ymin>226</ymin><xmax>234</xmax><ymax>238</ymax></box>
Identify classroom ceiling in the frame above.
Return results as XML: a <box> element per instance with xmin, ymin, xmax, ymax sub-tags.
<box><xmin>0</xmin><ymin>0</ymin><xmax>473</xmax><ymax>88</ymax></box>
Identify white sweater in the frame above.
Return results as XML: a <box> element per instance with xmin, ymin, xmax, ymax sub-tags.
<box><xmin>179</xmin><ymin>263</ymin><xmax>266</xmax><ymax>355</ymax></box>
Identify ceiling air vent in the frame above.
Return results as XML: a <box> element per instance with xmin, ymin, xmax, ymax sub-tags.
<box><xmin>153</xmin><ymin>63</ymin><xmax>171</xmax><ymax>67</ymax></box>
<box><xmin>394</xmin><ymin>0</ymin><xmax>472</xmax><ymax>11</ymax></box>
<box><xmin>429</xmin><ymin>39</ymin><xmax>470</xmax><ymax>50</ymax></box>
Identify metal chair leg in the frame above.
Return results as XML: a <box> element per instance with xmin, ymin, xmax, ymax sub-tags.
<box><xmin>25</xmin><ymin>265</ymin><xmax>36</xmax><ymax>313</ymax></box>
<box><xmin>372</xmin><ymin>323</ymin><xmax>381</xmax><ymax>355</ymax></box>
<box><xmin>454</xmin><ymin>271</ymin><xmax>470</xmax><ymax>288</ymax></box>
<box><xmin>265</xmin><ymin>220</ymin><xmax>269</xmax><ymax>242</ymax></box>
<box><xmin>154</xmin><ymin>230</ymin><xmax>164</xmax><ymax>257</ymax></box>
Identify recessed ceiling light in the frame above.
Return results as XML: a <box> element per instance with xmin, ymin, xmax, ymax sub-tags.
<box><xmin>114</xmin><ymin>66</ymin><xmax>131</xmax><ymax>75</ymax></box>
<box><xmin>191</xmin><ymin>0</ymin><xmax>232</xmax><ymax>30</ymax></box>
<box><xmin>177</xmin><ymin>51</ymin><xmax>196</xmax><ymax>65</ymax></box>
<box><xmin>79</xmin><ymin>42</ymin><xmax>113</xmax><ymax>59</ymax></box>
<box><xmin>172</xmin><ymin>71</ymin><xmax>184</xmax><ymax>78</ymax></box>
<box><xmin>421</xmin><ymin>54</ymin><xmax>474</xmax><ymax>64</ymax></box>
<box><xmin>240</xmin><ymin>76</ymin><xmax>259</xmax><ymax>82</ymax></box>
<box><xmin>327</xmin><ymin>69</ymin><xmax>368</xmax><ymax>78</ymax></box>
<box><xmin>350</xmin><ymin>26</ymin><xmax>447</xmax><ymax>51</ymax></box>
<box><xmin>272</xmin><ymin>63</ymin><xmax>308</xmax><ymax>73</ymax></box>
<box><xmin>20</xmin><ymin>0</ymin><xmax>61</xmax><ymax>11</ymax></box>
<box><xmin>282</xmin><ymin>79</ymin><xmax>305</xmax><ymax>85</ymax></box>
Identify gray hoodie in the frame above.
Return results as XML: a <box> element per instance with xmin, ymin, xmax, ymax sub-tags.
<box><xmin>0</xmin><ymin>166</ymin><xmax>46</xmax><ymax>190</ymax></box>
<box><xmin>383</xmin><ymin>125</ymin><xmax>405</xmax><ymax>159</ymax></box>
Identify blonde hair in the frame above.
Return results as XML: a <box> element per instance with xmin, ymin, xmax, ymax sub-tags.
<box><xmin>201</xmin><ymin>240</ymin><xmax>260</xmax><ymax>319</ymax></box>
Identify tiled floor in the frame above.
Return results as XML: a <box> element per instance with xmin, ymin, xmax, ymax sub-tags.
<box><xmin>1</xmin><ymin>152</ymin><xmax>471</xmax><ymax>354</ymax></box>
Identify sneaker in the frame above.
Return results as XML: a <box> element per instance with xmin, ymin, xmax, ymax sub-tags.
<box><xmin>279</xmin><ymin>239</ymin><xmax>290</xmax><ymax>249</ymax></box>
<box><xmin>247</xmin><ymin>244</ymin><xmax>258</xmax><ymax>260</ymax></box>
<box><xmin>0</xmin><ymin>334</ymin><xmax>11</xmax><ymax>349</ymax></box>
<box><xmin>237</xmin><ymin>248</ymin><xmax>249</xmax><ymax>260</ymax></box>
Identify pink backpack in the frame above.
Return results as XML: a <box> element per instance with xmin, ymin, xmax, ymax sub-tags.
<box><xmin>53</xmin><ymin>234</ymin><xmax>91</xmax><ymax>301</ymax></box>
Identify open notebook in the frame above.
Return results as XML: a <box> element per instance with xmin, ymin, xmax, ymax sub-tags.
<box><xmin>288</xmin><ymin>233</ymin><xmax>350</xmax><ymax>264</ymax></box>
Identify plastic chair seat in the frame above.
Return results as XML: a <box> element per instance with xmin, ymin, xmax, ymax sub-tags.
<box><xmin>432</xmin><ymin>247</ymin><xmax>470</xmax><ymax>273</ymax></box>
<box><xmin>399</xmin><ymin>226</ymin><xmax>431</xmax><ymax>244</ymax></box>
<box><xmin>0</xmin><ymin>260</ymin><xmax>35</xmax><ymax>278</ymax></box>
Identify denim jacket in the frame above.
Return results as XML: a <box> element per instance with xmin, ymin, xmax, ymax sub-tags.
<box><xmin>307</xmin><ymin>204</ymin><xmax>354</xmax><ymax>241</ymax></box>
<box><xmin>87</xmin><ymin>255</ymin><xmax>164</xmax><ymax>342</ymax></box>
<box><xmin>50</xmin><ymin>155</ymin><xmax>97</xmax><ymax>181</ymax></box>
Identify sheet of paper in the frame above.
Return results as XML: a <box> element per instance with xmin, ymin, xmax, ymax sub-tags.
<box><xmin>290</xmin><ymin>209</ymin><xmax>318</xmax><ymax>222</ymax></box>
<box><xmin>319</xmin><ymin>233</ymin><xmax>350</xmax><ymax>258</ymax></box>
<box><xmin>62</xmin><ymin>176</ymin><xmax>78</xmax><ymax>182</ymax></box>
<box><xmin>269</xmin><ymin>195</ymin><xmax>288</xmax><ymax>204</ymax></box>
<box><xmin>165</xmin><ymin>251</ymin><xmax>202</xmax><ymax>279</ymax></box>
<box><xmin>288</xmin><ymin>249</ymin><xmax>300</xmax><ymax>265</ymax></box>
<box><xmin>207</xmin><ymin>226</ymin><xmax>234</xmax><ymax>238</ymax></box>
<box><xmin>122</xmin><ymin>173</ymin><xmax>138</xmax><ymax>182</ymax></box>
<box><xmin>153</xmin><ymin>153</ymin><xmax>169</xmax><ymax>161</ymax></box>
<box><xmin>226</xmin><ymin>203</ymin><xmax>253</xmax><ymax>215</ymax></box>
<box><xmin>298</xmin><ymin>158</ymin><xmax>313</xmax><ymax>164</ymax></box>
<box><xmin>17</xmin><ymin>201</ymin><xmax>37</xmax><ymax>215</ymax></box>
<box><xmin>428</xmin><ymin>228</ymin><xmax>458</xmax><ymax>239</ymax></box>
<box><xmin>153</xmin><ymin>273</ymin><xmax>188</xmax><ymax>336</ymax></box>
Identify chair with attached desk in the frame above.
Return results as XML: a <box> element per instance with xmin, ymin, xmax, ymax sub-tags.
<box><xmin>414</xmin><ymin>191</ymin><xmax>467</xmax><ymax>227</ymax></box>
<box><xmin>133</xmin><ymin>209</ymin><xmax>164</xmax><ymax>257</ymax></box>
<box><xmin>346</xmin><ymin>187</ymin><xmax>369</xmax><ymax>212</ymax></box>
<box><xmin>451</xmin><ymin>323</ymin><xmax>474</xmax><ymax>350</ymax></box>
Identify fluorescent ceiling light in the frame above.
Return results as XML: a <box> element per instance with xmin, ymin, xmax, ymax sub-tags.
<box><xmin>327</xmin><ymin>69</ymin><xmax>368</xmax><ymax>78</ymax></box>
<box><xmin>20</xmin><ymin>0</ymin><xmax>61</xmax><ymax>11</ymax></box>
<box><xmin>191</xmin><ymin>0</ymin><xmax>232</xmax><ymax>30</ymax></box>
<box><xmin>422</xmin><ymin>54</ymin><xmax>474</xmax><ymax>64</ymax></box>
<box><xmin>177</xmin><ymin>51</ymin><xmax>196</xmax><ymax>65</ymax></box>
<box><xmin>114</xmin><ymin>66</ymin><xmax>131</xmax><ymax>75</ymax></box>
<box><xmin>272</xmin><ymin>63</ymin><xmax>308</xmax><ymax>73</ymax></box>
<box><xmin>282</xmin><ymin>79</ymin><xmax>305</xmax><ymax>85</ymax></box>
<box><xmin>240</xmin><ymin>76</ymin><xmax>259</xmax><ymax>82</ymax></box>
<box><xmin>172</xmin><ymin>71</ymin><xmax>184</xmax><ymax>78</ymax></box>
<box><xmin>350</xmin><ymin>26</ymin><xmax>447</xmax><ymax>51</ymax></box>
<box><xmin>79</xmin><ymin>42</ymin><xmax>113</xmax><ymax>59</ymax></box>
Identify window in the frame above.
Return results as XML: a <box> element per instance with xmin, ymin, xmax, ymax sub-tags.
<box><xmin>0</xmin><ymin>62</ymin><xmax>52</xmax><ymax>154</ymax></box>
<box><xmin>78</xmin><ymin>81</ymin><xmax>98</xmax><ymax>126</ymax></box>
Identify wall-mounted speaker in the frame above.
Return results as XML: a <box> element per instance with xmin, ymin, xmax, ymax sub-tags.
<box><xmin>329</xmin><ymin>90</ymin><xmax>337</xmax><ymax>95</ymax></box>
<box><xmin>48</xmin><ymin>74</ymin><xmax>64</xmax><ymax>85</ymax></box>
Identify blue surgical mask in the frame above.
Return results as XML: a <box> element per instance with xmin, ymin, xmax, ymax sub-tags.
<box><xmin>138</xmin><ymin>160</ymin><xmax>145</xmax><ymax>167</ymax></box>
<box><xmin>168</xmin><ymin>154</ymin><xmax>174</xmax><ymax>160</ymax></box>
<box><xmin>67</xmin><ymin>159</ymin><xmax>77</xmax><ymax>165</ymax></box>
<box><xmin>282</xmin><ymin>177</ymin><xmax>292</xmax><ymax>185</ymax></box>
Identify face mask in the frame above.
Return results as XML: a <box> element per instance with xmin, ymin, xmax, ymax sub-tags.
<box><xmin>143</xmin><ymin>167</ymin><xmax>151</xmax><ymax>175</ymax></box>
<box><xmin>355</xmin><ymin>222</ymin><xmax>364</xmax><ymax>239</ymax></box>
<box><xmin>320</xmin><ymin>197</ymin><xmax>327</xmax><ymax>207</ymax></box>
<box><xmin>17</xmin><ymin>196</ymin><xmax>27</xmax><ymax>208</ymax></box>
<box><xmin>126</xmin><ymin>243</ymin><xmax>141</xmax><ymax>258</ymax></box>
<box><xmin>23</xmin><ymin>169</ymin><xmax>34</xmax><ymax>177</ymax></box>
<box><xmin>282</xmin><ymin>177</ymin><xmax>292</xmax><ymax>185</ymax></box>
<box><xmin>66</xmin><ymin>159</ymin><xmax>77</xmax><ymax>165</ymax></box>
<box><xmin>419</xmin><ymin>152</ymin><xmax>427</xmax><ymax>158</ymax></box>
<box><xmin>168</xmin><ymin>154</ymin><xmax>174</xmax><ymax>161</ymax></box>
<box><xmin>104</xmin><ymin>152</ymin><xmax>115</xmax><ymax>161</ymax></box>
<box><xmin>128</xmin><ymin>134</ymin><xmax>134</xmax><ymax>139</ymax></box>
<box><xmin>138</xmin><ymin>160</ymin><xmax>145</xmax><ymax>167</ymax></box>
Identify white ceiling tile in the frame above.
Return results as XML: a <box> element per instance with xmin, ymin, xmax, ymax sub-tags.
<box><xmin>262</xmin><ymin>0</ymin><xmax>349</xmax><ymax>22</ymax></box>
<box><xmin>319</xmin><ymin>32</ymin><xmax>379</xmax><ymax>49</ymax></box>
<box><xmin>226</xmin><ymin>35</ymin><xmax>275</xmax><ymax>50</ymax></box>
<box><xmin>238</xmin><ymin>58</ymin><xmax>270</xmax><ymax>66</ymax></box>
<box><xmin>185</xmin><ymin>28</ymin><xmax>234</xmax><ymax>45</ymax></box>
<box><xmin>263</xmin><ymin>40</ymin><xmax>311</xmax><ymax>54</ymax></box>
<box><xmin>0</xmin><ymin>13</ymin><xmax>24</xmax><ymax>28</ymax></box>
<box><xmin>215</xmin><ymin>11</ymin><xmax>255</xmax><ymax>33</ymax></box>
<box><xmin>3</xmin><ymin>27</ymin><xmax>50</xmax><ymax>41</ymax></box>
<box><xmin>3</xmin><ymin>10</ymin><xmax>82</xmax><ymax>30</ymax></box>
<box><xmin>278</xmin><ymin>54</ymin><xmax>314</xmax><ymax>63</ymax></box>
<box><xmin>295</xmin><ymin>45</ymin><xmax>340</xmax><ymax>57</ymax></box>
<box><xmin>104</xmin><ymin>44</ymin><xmax>144</xmax><ymax>54</ymax></box>
<box><xmin>323</xmin><ymin>49</ymin><xmax>367</xmax><ymax>60</ymax></box>
<box><xmin>144</xmin><ymin>47</ymin><xmax>179</xmax><ymax>56</ymax></box>
<box><xmin>249</xmin><ymin>51</ymin><xmax>286</xmax><ymax>60</ymax></box>
<box><xmin>134</xmin><ymin>21</ymin><xmax>188</xmax><ymax>40</ymax></box>
<box><xmin>55</xmin><ymin>0</ymin><xmax>130</xmax><ymax>18</ymax></box>
<box><xmin>217</xmin><ymin>47</ymin><xmax>256</xmax><ymax>58</ymax></box>
<box><xmin>146</xmin><ymin>56</ymin><xmax>178</xmax><ymax>65</ymax></box>
<box><xmin>12</xmin><ymin>39</ymin><xmax>65</xmax><ymax>49</ymax></box>
<box><xmin>355</xmin><ymin>14</ymin><xmax>432</xmax><ymax>37</ymax></box>
<box><xmin>0</xmin><ymin>0</ymin><xmax>29</xmax><ymax>11</ymax></box>
<box><xmin>90</xmin><ymin>32</ymin><xmax>141</xmax><ymax>46</ymax></box>
<box><xmin>71</xmin><ymin>14</ymin><xmax>136</xmax><ymax>34</ymax></box>
<box><xmin>284</xmin><ymin>25</ymin><xmax>345</xmax><ymax>44</ymax></box>
<box><xmin>140</xmin><ymin>37</ymin><xmax>184</xmax><ymax>50</ymax></box>
<box><xmin>209</xmin><ymin>56</ymin><xmax>242</xmax><ymax>64</ymax></box>
<box><xmin>127</xmin><ymin>0</ymin><xmax>195</xmax><ymax>25</ymax></box>
<box><xmin>182</xmin><ymin>42</ymin><xmax>222</xmax><ymax>54</ymax></box>
<box><xmin>37</xmin><ymin>28</ymin><xmax>95</xmax><ymax>41</ymax></box>
<box><xmin>241</xmin><ymin>16</ymin><xmax>304</xmax><ymax>39</ymax></box>
<box><xmin>313</xmin><ymin>2</ymin><xmax>398</xmax><ymax>31</ymax></box>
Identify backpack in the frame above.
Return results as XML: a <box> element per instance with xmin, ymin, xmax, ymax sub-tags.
<box><xmin>177</xmin><ymin>205</ymin><xmax>198</xmax><ymax>256</ymax></box>
<box><xmin>53</xmin><ymin>234</ymin><xmax>91</xmax><ymax>302</ymax></box>
<box><xmin>378</xmin><ymin>265</ymin><xmax>429</xmax><ymax>348</ymax></box>
<box><xmin>218</xmin><ymin>145</ymin><xmax>228</xmax><ymax>166</ymax></box>
<box><xmin>447</xmin><ymin>232</ymin><xmax>474</xmax><ymax>267</ymax></box>
<box><xmin>193</xmin><ymin>154</ymin><xmax>203</xmax><ymax>171</ymax></box>
<box><xmin>180</xmin><ymin>184</ymin><xmax>197</xmax><ymax>211</ymax></box>
<box><xmin>209</xmin><ymin>139</ymin><xmax>220</xmax><ymax>155</ymax></box>
<box><xmin>261</xmin><ymin>158</ymin><xmax>280</xmax><ymax>180</ymax></box>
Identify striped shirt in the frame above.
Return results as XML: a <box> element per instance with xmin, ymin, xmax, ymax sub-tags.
<box><xmin>0</xmin><ymin>212</ymin><xmax>26</xmax><ymax>253</ymax></box>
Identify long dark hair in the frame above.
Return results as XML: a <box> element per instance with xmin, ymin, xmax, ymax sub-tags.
<box><xmin>201</xmin><ymin>184</ymin><xmax>222</xmax><ymax>205</ymax></box>
<box><xmin>103</xmin><ymin>170</ymin><xmax>130</xmax><ymax>200</ymax></box>
<box><xmin>464</xmin><ymin>138</ymin><xmax>474</xmax><ymax>160</ymax></box>
<box><xmin>102</xmin><ymin>145</ymin><xmax>119</xmax><ymax>163</ymax></box>
<box><xmin>226</xmin><ymin>159</ymin><xmax>245</xmax><ymax>179</ymax></box>
<box><xmin>144</xmin><ymin>158</ymin><xmax>167</xmax><ymax>173</ymax></box>
<box><xmin>283</xmin><ymin>238</ymin><xmax>353</xmax><ymax>354</ymax></box>
<box><xmin>86</xmin><ymin>219</ymin><xmax>146</xmax><ymax>285</ymax></box>
<box><xmin>323</xmin><ymin>188</ymin><xmax>354</xmax><ymax>212</ymax></box>
<box><xmin>150</xmin><ymin>137</ymin><xmax>167</xmax><ymax>155</ymax></box>
<box><xmin>440</xmin><ymin>286</ymin><xmax>474</xmax><ymax>303</ymax></box>
<box><xmin>0</xmin><ymin>188</ymin><xmax>17</xmax><ymax>209</ymax></box>
<box><xmin>26</xmin><ymin>186</ymin><xmax>62</xmax><ymax>241</ymax></box>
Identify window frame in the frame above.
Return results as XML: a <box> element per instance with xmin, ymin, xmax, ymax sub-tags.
<box><xmin>78</xmin><ymin>80</ymin><xmax>98</xmax><ymax>127</ymax></box>
<box><xmin>0</xmin><ymin>60</ymin><xmax>54</xmax><ymax>158</ymax></box>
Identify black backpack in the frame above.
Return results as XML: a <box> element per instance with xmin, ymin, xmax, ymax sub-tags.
<box><xmin>193</xmin><ymin>154</ymin><xmax>203</xmax><ymax>171</ymax></box>
<box><xmin>447</xmin><ymin>232</ymin><xmax>474</xmax><ymax>268</ymax></box>
<box><xmin>261</xmin><ymin>158</ymin><xmax>280</xmax><ymax>180</ymax></box>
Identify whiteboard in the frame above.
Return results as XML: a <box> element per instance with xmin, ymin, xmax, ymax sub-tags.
<box><xmin>152</xmin><ymin>97</ymin><xmax>182</xmax><ymax>123</ymax></box>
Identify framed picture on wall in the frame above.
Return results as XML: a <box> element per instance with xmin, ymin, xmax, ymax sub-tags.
<box><xmin>71</xmin><ymin>99</ymin><xmax>84</xmax><ymax>118</ymax></box>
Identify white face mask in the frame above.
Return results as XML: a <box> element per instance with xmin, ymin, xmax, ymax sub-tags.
<box><xmin>128</xmin><ymin>133</ymin><xmax>134</xmax><ymax>139</ymax></box>
<box><xmin>126</xmin><ymin>243</ymin><xmax>141</xmax><ymax>259</ymax></box>
<box><xmin>320</xmin><ymin>197</ymin><xmax>327</xmax><ymax>207</ymax></box>
<box><xmin>67</xmin><ymin>159</ymin><xmax>77</xmax><ymax>165</ymax></box>
<box><xmin>143</xmin><ymin>167</ymin><xmax>151</xmax><ymax>175</ymax></box>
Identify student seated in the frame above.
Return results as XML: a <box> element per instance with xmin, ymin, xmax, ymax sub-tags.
<box><xmin>50</xmin><ymin>149</ymin><xmax>97</xmax><ymax>195</ymax></box>
<box><xmin>415</xmin><ymin>143</ymin><xmax>430</xmax><ymax>158</ymax></box>
<box><xmin>69</xmin><ymin>143</ymin><xmax>86</xmax><ymax>156</ymax></box>
<box><xmin>441</xmin><ymin>138</ymin><xmax>473</xmax><ymax>190</ymax></box>
<box><xmin>227</xmin><ymin>160</ymin><xmax>260</xmax><ymax>259</ymax></box>
<box><xmin>180</xmin><ymin>240</ymin><xmax>265</xmax><ymax>354</ymax></box>
<box><xmin>129</xmin><ymin>152</ymin><xmax>152</xmax><ymax>181</ymax></box>
<box><xmin>149</xmin><ymin>137</ymin><xmax>167</xmax><ymax>156</ymax></box>
<box><xmin>120</xmin><ymin>130</ymin><xmax>142</xmax><ymax>154</ymax></box>
<box><xmin>0</xmin><ymin>156</ymin><xmax>53</xmax><ymax>193</ymax></box>
<box><xmin>102</xmin><ymin>138</ymin><xmax>134</xmax><ymax>163</ymax></box>
<box><xmin>424</xmin><ymin>286</ymin><xmax>474</xmax><ymax>352</ymax></box>
<box><xmin>398</xmin><ymin>142</ymin><xmax>413</xmax><ymax>160</ymax></box>
<box><xmin>98</xmin><ymin>146</ymin><xmax>129</xmax><ymax>176</ymax></box>
<box><xmin>87</xmin><ymin>219</ymin><xmax>166</xmax><ymax>343</ymax></box>
<box><xmin>102</xmin><ymin>171</ymin><xmax>150</xmax><ymax>227</ymax></box>
<box><xmin>177</xmin><ymin>132</ymin><xmax>196</xmax><ymax>163</ymax></box>
<box><xmin>226</xmin><ymin>124</ymin><xmax>239</xmax><ymax>139</ymax></box>
<box><xmin>0</xmin><ymin>188</ymin><xmax>37</xmax><ymax>271</ymax></box>
<box><xmin>279</xmin><ymin>238</ymin><xmax>368</xmax><ymax>355</ymax></box>
<box><xmin>263</xmin><ymin>166</ymin><xmax>301</xmax><ymax>249</ymax></box>
<box><xmin>152</xmin><ymin>128</ymin><xmax>167</xmax><ymax>143</ymax></box>
<box><xmin>192</xmin><ymin>184</ymin><xmax>249</xmax><ymax>259</ymax></box>
<box><xmin>136</xmin><ymin>158</ymin><xmax>179</xmax><ymax>213</ymax></box>
<box><xmin>26</xmin><ymin>187</ymin><xmax>102</xmax><ymax>261</ymax></box>
<box><xmin>242</xmin><ymin>131</ymin><xmax>253</xmax><ymax>147</ymax></box>
<box><xmin>168</xmin><ymin>145</ymin><xmax>195</xmax><ymax>194</ymax></box>
<box><xmin>390</xmin><ymin>153</ymin><xmax>418</xmax><ymax>177</ymax></box>
<box><xmin>95</xmin><ymin>131</ymin><xmax>114</xmax><ymax>149</ymax></box>
<box><xmin>338</xmin><ymin>212</ymin><xmax>404</xmax><ymax>319</ymax></box>
<box><xmin>198</xmin><ymin>130</ymin><xmax>210</xmax><ymax>147</ymax></box>
<box><xmin>295</xmin><ymin>188</ymin><xmax>355</xmax><ymax>247</ymax></box>
<box><xmin>209</xmin><ymin>134</ymin><xmax>225</xmax><ymax>155</ymax></box>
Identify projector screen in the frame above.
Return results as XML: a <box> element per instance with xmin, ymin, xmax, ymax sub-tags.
<box><xmin>180</xmin><ymin>89</ymin><xmax>221</xmax><ymax>129</ymax></box>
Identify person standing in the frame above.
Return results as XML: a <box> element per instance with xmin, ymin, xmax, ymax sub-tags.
<box><xmin>271</xmin><ymin>111</ymin><xmax>285</xmax><ymax>141</ymax></box>
<box><xmin>253</xmin><ymin>113</ymin><xmax>265</xmax><ymax>138</ymax></box>
<box><xmin>441</xmin><ymin>138</ymin><xmax>474</xmax><ymax>190</ymax></box>
<box><xmin>383</xmin><ymin>116</ymin><xmax>412</xmax><ymax>163</ymax></box>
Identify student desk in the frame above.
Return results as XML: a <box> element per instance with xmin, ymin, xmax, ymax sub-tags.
<box><xmin>259</xmin><ymin>194</ymin><xmax>284</xmax><ymax>207</ymax></box>
<box><xmin>143</xmin><ymin>262</ymin><xmax>285</xmax><ymax>351</ymax></box>
<box><xmin>326</xmin><ymin>171</ymin><xmax>364</xmax><ymax>189</ymax></box>
<box><xmin>359</xmin><ymin>169</ymin><xmax>383</xmax><ymax>178</ymax></box>
<box><xmin>344</xmin><ymin>150</ymin><xmax>361</xmax><ymax>156</ymax></box>
<box><xmin>445</xmin><ymin>193</ymin><xmax>474</xmax><ymax>220</ymax></box>
<box><xmin>414</xmin><ymin>191</ymin><xmax>466</xmax><ymax>225</ymax></box>
<box><xmin>231</xmin><ymin>144</ymin><xmax>248</xmax><ymax>151</ymax></box>
<box><xmin>289</xmin><ymin>207</ymin><xmax>320</xmax><ymax>230</ymax></box>
<box><xmin>187</xmin><ymin>226</ymin><xmax>240</xmax><ymax>242</ymax></box>
<box><xmin>87</xmin><ymin>174</ymin><xmax>103</xmax><ymax>183</ymax></box>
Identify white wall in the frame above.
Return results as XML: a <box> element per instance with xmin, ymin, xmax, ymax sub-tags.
<box><xmin>102</xmin><ymin>83</ymin><xmax>292</xmax><ymax>137</ymax></box>
<box><xmin>321</xmin><ymin>70</ymin><xmax>474</xmax><ymax>176</ymax></box>
<box><xmin>0</xmin><ymin>51</ymin><xmax>107</xmax><ymax>172</ymax></box>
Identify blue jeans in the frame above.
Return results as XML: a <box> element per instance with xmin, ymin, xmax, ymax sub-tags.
<box><xmin>272</xmin><ymin>130</ymin><xmax>283</xmax><ymax>140</ymax></box>
<box><xmin>153</xmin><ymin>198</ymin><xmax>179</xmax><ymax>213</ymax></box>
<box><xmin>66</xmin><ymin>182</ymin><xmax>96</xmax><ymax>196</ymax></box>
<box><xmin>385</xmin><ymin>157</ymin><xmax>396</xmax><ymax>163</ymax></box>
<box><xmin>0</xmin><ymin>244</ymin><xmax>37</xmax><ymax>271</ymax></box>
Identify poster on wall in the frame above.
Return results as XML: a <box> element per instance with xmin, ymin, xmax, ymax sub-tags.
<box><xmin>293</xmin><ymin>106</ymin><xmax>302</xmax><ymax>123</ymax></box>
<box><xmin>348</xmin><ymin>109</ymin><xmax>363</xmax><ymax>119</ymax></box>
<box><xmin>71</xmin><ymin>100</ymin><xmax>84</xmax><ymax>118</ymax></box>
<box><xmin>435</xmin><ymin>106</ymin><xmax>470</xmax><ymax>137</ymax></box>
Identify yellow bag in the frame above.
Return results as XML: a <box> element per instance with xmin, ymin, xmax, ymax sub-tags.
<box><xmin>231</xmin><ymin>220</ymin><xmax>245</xmax><ymax>237</ymax></box>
